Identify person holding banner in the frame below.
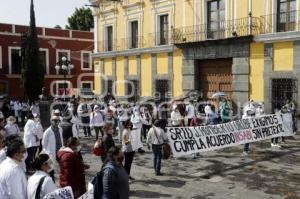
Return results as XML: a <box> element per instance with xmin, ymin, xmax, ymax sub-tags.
<box><xmin>243</xmin><ymin>104</ymin><xmax>255</xmax><ymax>156</ymax></box>
<box><xmin>147</xmin><ymin>120</ymin><xmax>168</xmax><ymax>176</ymax></box>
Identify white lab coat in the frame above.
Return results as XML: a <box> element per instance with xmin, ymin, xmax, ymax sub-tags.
<box><xmin>27</xmin><ymin>170</ymin><xmax>57</xmax><ymax>199</ymax></box>
<box><xmin>0</xmin><ymin>157</ymin><xmax>27</xmax><ymax>199</ymax></box>
<box><xmin>131</xmin><ymin>113</ymin><xmax>149</xmax><ymax>129</ymax></box>
<box><xmin>90</xmin><ymin>111</ymin><xmax>105</xmax><ymax>127</ymax></box>
<box><xmin>34</xmin><ymin>121</ymin><xmax>44</xmax><ymax>146</ymax></box>
<box><xmin>24</xmin><ymin>119</ymin><xmax>39</xmax><ymax>148</ymax></box>
<box><xmin>0</xmin><ymin>147</ymin><xmax>6</xmax><ymax>164</ymax></box>
<box><xmin>42</xmin><ymin>126</ymin><xmax>63</xmax><ymax>159</ymax></box>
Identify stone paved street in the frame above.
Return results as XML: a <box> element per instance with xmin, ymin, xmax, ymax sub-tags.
<box><xmin>80</xmin><ymin>133</ymin><xmax>300</xmax><ymax>199</ymax></box>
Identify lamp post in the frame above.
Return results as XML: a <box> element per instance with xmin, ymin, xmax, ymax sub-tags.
<box><xmin>54</xmin><ymin>56</ymin><xmax>74</xmax><ymax>101</ymax></box>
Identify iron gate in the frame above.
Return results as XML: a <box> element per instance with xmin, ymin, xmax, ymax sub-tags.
<box><xmin>271</xmin><ymin>78</ymin><xmax>298</xmax><ymax>112</ymax></box>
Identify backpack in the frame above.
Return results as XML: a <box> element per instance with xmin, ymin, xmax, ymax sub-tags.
<box><xmin>92</xmin><ymin>164</ymin><xmax>117</xmax><ymax>199</ymax></box>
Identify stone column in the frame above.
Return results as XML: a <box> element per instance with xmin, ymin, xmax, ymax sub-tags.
<box><xmin>232</xmin><ymin>57</ymin><xmax>249</xmax><ymax>114</ymax></box>
<box><xmin>263</xmin><ymin>43</ymin><xmax>273</xmax><ymax>114</ymax></box>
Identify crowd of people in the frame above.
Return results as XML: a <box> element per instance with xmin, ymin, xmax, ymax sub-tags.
<box><xmin>0</xmin><ymin>93</ymin><xmax>297</xmax><ymax>199</ymax></box>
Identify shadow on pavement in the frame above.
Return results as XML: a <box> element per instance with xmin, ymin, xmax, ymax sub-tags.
<box><xmin>130</xmin><ymin>190</ymin><xmax>172</xmax><ymax>198</ymax></box>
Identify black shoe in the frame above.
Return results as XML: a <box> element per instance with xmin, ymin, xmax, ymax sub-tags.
<box><xmin>156</xmin><ymin>172</ymin><xmax>163</xmax><ymax>176</ymax></box>
<box><xmin>129</xmin><ymin>176</ymin><xmax>135</xmax><ymax>180</ymax></box>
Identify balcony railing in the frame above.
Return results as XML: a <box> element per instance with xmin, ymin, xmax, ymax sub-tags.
<box><xmin>173</xmin><ymin>16</ymin><xmax>261</xmax><ymax>44</ymax></box>
<box><xmin>97</xmin><ymin>31</ymin><xmax>173</xmax><ymax>52</ymax></box>
<box><xmin>260</xmin><ymin>10</ymin><xmax>298</xmax><ymax>34</ymax></box>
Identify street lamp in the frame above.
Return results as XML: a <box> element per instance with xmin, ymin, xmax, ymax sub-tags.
<box><xmin>54</xmin><ymin>56</ymin><xmax>74</xmax><ymax>100</ymax></box>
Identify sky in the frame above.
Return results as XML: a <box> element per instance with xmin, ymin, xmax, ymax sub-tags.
<box><xmin>0</xmin><ymin>0</ymin><xmax>89</xmax><ymax>28</ymax></box>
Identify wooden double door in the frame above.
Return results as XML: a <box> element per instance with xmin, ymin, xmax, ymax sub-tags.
<box><xmin>196</xmin><ymin>58</ymin><xmax>232</xmax><ymax>100</ymax></box>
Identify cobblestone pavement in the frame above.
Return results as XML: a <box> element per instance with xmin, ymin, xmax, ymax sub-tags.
<box><xmin>80</xmin><ymin>133</ymin><xmax>300</xmax><ymax>199</ymax></box>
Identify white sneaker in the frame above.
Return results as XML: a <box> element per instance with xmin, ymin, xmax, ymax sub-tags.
<box><xmin>243</xmin><ymin>151</ymin><xmax>249</xmax><ymax>156</ymax></box>
<box><xmin>276</xmin><ymin>144</ymin><xmax>281</xmax><ymax>148</ymax></box>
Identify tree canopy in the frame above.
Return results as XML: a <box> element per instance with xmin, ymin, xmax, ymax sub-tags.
<box><xmin>66</xmin><ymin>7</ymin><xmax>94</xmax><ymax>31</ymax></box>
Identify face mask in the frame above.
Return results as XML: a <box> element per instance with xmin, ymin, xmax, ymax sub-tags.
<box><xmin>75</xmin><ymin>145</ymin><xmax>82</xmax><ymax>152</ymax></box>
<box><xmin>21</xmin><ymin>152</ymin><xmax>28</xmax><ymax>163</ymax></box>
<box><xmin>117</xmin><ymin>156</ymin><xmax>124</xmax><ymax>164</ymax></box>
<box><xmin>47</xmin><ymin>163</ymin><xmax>54</xmax><ymax>173</ymax></box>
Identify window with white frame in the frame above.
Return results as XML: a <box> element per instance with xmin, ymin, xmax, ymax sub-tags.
<box><xmin>105</xmin><ymin>26</ymin><xmax>113</xmax><ymax>51</ymax></box>
<box><xmin>129</xmin><ymin>21</ymin><xmax>139</xmax><ymax>49</ymax></box>
<box><xmin>81</xmin><ymin>81</ymin><xmax>93</xmax><ymax>89</ymax></box>
<box><xmin>81</xmin><ymin>51</ymin><xmax>92</xmax><ymax>70</ymax></box>
<box><xmin>9</xmin><ymin>47</ymin><xmax>22</xmax><ymax>74</ymax></box>
<box><xmin>157</xmin><ymin>14</ymin><xmax>169</xmax><ymax>45</ymax></box>
<box><xmin>39</xmin><ymin>49</ymin><xmax>49</xmax><ymax>75</ymax></box>
<box><xmin>56</xmin><ymin>81</ymin><xmax>71</xmax><ymax>96</ymax></box>
<box><xmin>56</xmin><ymin>50</ymin><xmax>71</xmax><ymax>75</ymax></box>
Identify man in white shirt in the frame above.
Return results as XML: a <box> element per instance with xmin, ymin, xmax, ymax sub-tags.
<box><xmin>147</xmin><ymin>120</ymin><xmax>168</xmax><ymax>176</ymax></box>
<box><xmin>0</xmin><ymin>139</ymin><xmax>27</xmax><ymax>199</ymax></box>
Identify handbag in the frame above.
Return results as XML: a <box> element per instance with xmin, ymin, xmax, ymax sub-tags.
<box><xmin>92</xmin><ymin>139</ymin><xmax>104</xmax><ymax>156</ymax></box>
<box><xmin>153</xmin><ymin>127</ymin><xmax>171</xmax><ymax>160</ymax></box>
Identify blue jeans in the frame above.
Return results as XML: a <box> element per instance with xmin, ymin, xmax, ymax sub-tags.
<box><xmin>244</xmin><ymin>143</ymin><xmax>250</xmax><ymax>152</ymax></box>
<box><xmin>152</xmin><ymin>144</ymin><xmax>162</xmax><ymax>174</ymax></box>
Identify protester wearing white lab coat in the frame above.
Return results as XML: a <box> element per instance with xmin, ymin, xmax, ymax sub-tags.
<box><xmin>42</xmin><ymin>117</ymin><xmax>63</xmax><ymax>178</ymax></box>
<box><xmin>24</xmin><ymin>118</ymin><xmax>39</xmax><ymax>149</ymax></box>
<box><xmin>27</xmin><ymin>153</ymin><xmax>57</xmax><ymax>199</ymax></box>
<box><xmin>27</xmin><ymin>170</ymin><xmax>57</xmax><ymax>199</ymax></box>
<box><xmin>42</xmin><ymin>125</ymin><xmax>63</xmax><ymax>160</ymax></box>
<box><xmin>131</xmin><ymin>111</ymin><xmax>149</xmax><ymax>152</ymax></box>
<box><xmin>0</xmin><ymin>157</ymin><xmax>27</xmax><ymax>199</ymax></box>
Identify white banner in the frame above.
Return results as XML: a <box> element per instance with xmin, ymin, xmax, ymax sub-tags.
<box><xmin>167</xmin><ymin>114</ymin><xmax>294</xmax><ymax>157</ymax></box>
<box><xmin>130</xmin><ymin>128</ymin><xmax>143</xmax><ymax>151</ymax></box>
<box><xmin>78</xmin><ymin>189</ymin><xmax>93</xmax><ymax>199</ymax></box>
<box><xmin>43</xmin><ymin>186</ymin><xmax>74</xmax><ymax>199</ymax></box>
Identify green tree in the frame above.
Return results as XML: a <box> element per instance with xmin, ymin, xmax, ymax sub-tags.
<box><xmin>66</xmin><ymin>7</ymin><xmax>94</xmax><ymax>31</ymax></box>
<box><xmin>21</xmin><ymin>0</ymin><xmax>44</xmax><ymax>102</ymax></box>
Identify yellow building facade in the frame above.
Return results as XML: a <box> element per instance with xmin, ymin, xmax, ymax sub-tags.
<box><xmin>90</xmin><ymin>0</ymin><xmax>300</xmax><ymax>114</ymax></box>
